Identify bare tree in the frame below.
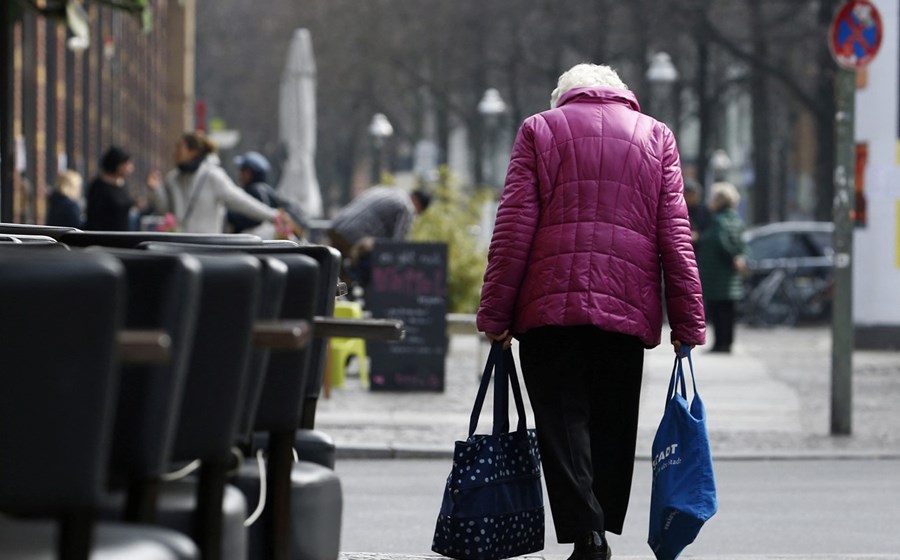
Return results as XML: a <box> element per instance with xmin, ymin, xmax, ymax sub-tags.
<box><xmin>194</xmin><ymin>0</ymin><xmax>834</xmax><ymax>221</ymax></box>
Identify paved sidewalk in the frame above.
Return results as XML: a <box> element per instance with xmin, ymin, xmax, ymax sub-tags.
<box><xmin>316</xmin><ymin>325</ymin><xmax>900</xmax><ymax>460</ymax></box>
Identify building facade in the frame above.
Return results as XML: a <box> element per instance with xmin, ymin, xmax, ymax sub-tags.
<box><xmin>853</xmin><ymin>0</ymin><xmax>900</xmax><ymax>348</ymax></box>
<box><xmin>0</xmin><ymin>0</ymin><xmax>195</xmax><ymax>224</ymax></box>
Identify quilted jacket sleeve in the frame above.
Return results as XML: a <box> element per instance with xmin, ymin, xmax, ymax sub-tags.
<box><xmin>656</xmin><ymin>126</ymin><xmax>707</xmax><ymax>346</ymax></box>
<box><xmin>476</xmin><ymin>120</ymin><xmax>541</xmax><ymax>335</ymax></box>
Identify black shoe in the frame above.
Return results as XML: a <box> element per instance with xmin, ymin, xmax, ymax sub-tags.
<box><xmin>566</xmin><ymin>531</ymin><xmax>611</xmax><ymax>560</ymax></box>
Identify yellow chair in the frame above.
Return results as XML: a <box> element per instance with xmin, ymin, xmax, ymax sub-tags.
<box><xmin>329</xmin><ymin>300</ymin><xmax>369</xmax><ymax>388</ymax></box>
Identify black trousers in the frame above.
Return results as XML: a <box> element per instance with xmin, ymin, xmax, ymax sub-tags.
<box><xmin>518</xmin><ymin>326</ymin><xmax>644</xmax><ymax>541</ymax></box>
<box><xmin>707</xmin><ymin>300</ymin><xmax>736</xmax><ymax>351</ymax></box>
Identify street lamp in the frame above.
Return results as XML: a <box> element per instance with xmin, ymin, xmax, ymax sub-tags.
<box><xmin>478</xmin><ymin>88</ymin><xmax>507</xmax><ymax>189</ymax></box>
<box><xmin>646</xmin><ymin>52</ymin><xmax>679</xmax><ymax>84</ymax></box>
<box><xmin>709</xmin><ymin>149</ymin><xmax>733</xmax><ymax>183</ymax></box>
<box><xmin>645</xmin><ymin>52</ymin><xmax>679</xmax><ymax>131</ymax></box>
<box><xmin>368</xmin><ymin>112</ymin><xmax>393</xmax><ymax>184</ymax></box>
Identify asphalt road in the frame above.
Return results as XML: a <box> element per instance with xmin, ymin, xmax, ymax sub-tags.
<box><xmin>335</xmin><ymin>457</ymin><xmax>900</xmax><ymax>558</ymax></box>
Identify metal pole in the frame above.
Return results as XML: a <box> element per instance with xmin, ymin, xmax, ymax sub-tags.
<box><xmin>830</xmin><ymin>68</ymin><xmax>855</xmax><ymax>435</ymax></box>
<box><xmin>1</xmin><ymin>2</ymin><xmax>15</xmax><ymax>222</ymax></box>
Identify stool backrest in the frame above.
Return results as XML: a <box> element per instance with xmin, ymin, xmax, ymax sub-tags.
<box><xmin>283</xmin><ymin>245</ymin><xmax>341</xmax><ymax>428</ymax></box>
<box><xmin>169</xmin><ymin>253</ymin><xmax>262</xmax><ymax>462</ymax></box>
<box><xmin>0</xmin><ymin>233</ymin><xmax>60</xmax><ymax>244</ymax></box>
<box><xmin>0</xmin><ymin>222</ymin><xmax>81</xmax><ymax>240</ymax></box>
<box><xmin>253</xmin><ymin>254</ymin><xmax>319</xmax><ymax>432</ymax></box>
<box><xmin>0</xmin><ymin>251</ymin><xmax>124</xmax><ymax>515</ymax></box>
<box><xmin>138</xmin><ymin>242</ymin><xmax>321</xmax><ymax>435</ymax></box>
<box><xmin>87</xmin><ymin>249</ymin><xmax>202</xmax><ymax>486</ymax></box>
<box><xmin>60</xmin><ymin>231</ymin><xmax>264</xmax><ymax>249</ymax></box>
<box><xmin>236</xmin><ymin>257</ymin><xmax>288</xmax><ymax>444</ymax></box>
<box><xmin>188</xmin><ymin>245</ymin><xmax>340</xmax><ymax>427</ymax></box>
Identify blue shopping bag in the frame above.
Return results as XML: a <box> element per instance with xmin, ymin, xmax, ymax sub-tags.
<box><xmin>648</xmin><ymin>350</ymin><xmax>717</xmax><ymax>560</ymax></box>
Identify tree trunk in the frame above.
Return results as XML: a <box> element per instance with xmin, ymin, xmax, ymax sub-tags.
<box><xmin>750</xmin><ymin>0</ymin><xmax>772</xmax><ymax>225</ymax></box>
<box><xmin>1</xmin><ymin>2</ymin><xmax>15</xmax><ymax>222</ymax></box>
<box><xmin>696</xmin><ymin>37</ymin><xmax>711</xmax><ymax>191</ymax></box>
<box><xmin>815</xmin><ymin>0</ymin><xmax>839</xmax><ymax>222</ymax></box>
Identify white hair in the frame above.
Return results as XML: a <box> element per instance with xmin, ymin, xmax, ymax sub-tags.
<box><xmin>710</xmin><ymin>182</ymin><xmax>741</xmax><ymax>208</ymax></box>
<box><xmin>550</xmin><ymin>63</ymin><xmax>629</xmax><ymax>108</ymax></box>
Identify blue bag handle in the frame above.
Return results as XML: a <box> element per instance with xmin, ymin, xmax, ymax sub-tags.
<box><xmin>469</xmin><ymin>342</ymin><xmax>529</xmax><ymax>437</ymax></box>
<box><xmin>666</xmin><ymin>348</ymin><xmax>699</xmax><ymax>407</ymax></box>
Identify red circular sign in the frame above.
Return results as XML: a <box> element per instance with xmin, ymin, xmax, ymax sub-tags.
<box><xmin>829</xmin><ymin>0</ymin><xmax>883</xmax><ymax>69</ymax></box>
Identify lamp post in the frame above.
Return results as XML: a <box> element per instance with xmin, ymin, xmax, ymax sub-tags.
<box><xmin>709</xmin><ymin>149</ymin><xmax>733</xmax><ymax>184</ymax></box>
<box><xmin>368</xmin><ymin>112</ymin><xmax>393</xmax><ymax>185</ymax></box>
<box><xmin>645</xmin><ymin>52</ymin><xmax>679</xmax><ymax>133</ymax></box>
<box><xmin>478</xmin><ymin>88</ymin><xmax>507</xmax><ymax>190</ymax></box>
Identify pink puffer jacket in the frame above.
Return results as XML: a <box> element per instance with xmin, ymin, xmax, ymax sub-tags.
<box><xmin>476</xmin><ymin>86</ymin><xmax>705</xmax><ymax>348</ymax></box>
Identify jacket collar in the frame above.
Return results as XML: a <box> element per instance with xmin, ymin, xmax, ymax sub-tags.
<box><xmin>556</xmin><ymin>86</ymin><xmax>641</xmax><ymax>112</ymax></box>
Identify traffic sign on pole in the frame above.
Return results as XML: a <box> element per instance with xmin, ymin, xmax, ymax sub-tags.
<box><xmin>829</xmin><ymin>0</ymin><xmax>883</xmax><ymax>70</ymax></box>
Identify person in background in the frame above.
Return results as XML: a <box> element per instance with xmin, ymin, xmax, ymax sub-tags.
<box><xmin>684</xmin><ymin>178</ymin><xmax>710</xmax><ymax>253</ymax></box>
<box><xmin>476</xmin><ymin>63</ymin><xmax>706</xmax><ymax>560</ymax></box>
<box><xmin>227</xmin><ymin>151</ymin><xmax>278</xmax><ymax>233</ymax></box>
<box><xmin>84</xmin><ymin>146</ymin><xmax>136</xmax><ymax>231</ymax></box>
<box><xmin>698</xmin><ymin>181</ymin><xmax>747</xmax><ymax>353</ymax></box>
<box><xmin>147</xmin><ymin>131</ymin><xmax>300</xmax><ymax>235</ymax></box>
<box><xmin>46</xmin><ymin>170</ymin><xmax>83</xmax><ymax>228</ymax></box>
<box><xmin>327</xmin><ymin>186</ymin><xmax>431</xmax><ymax>286</ymax></box>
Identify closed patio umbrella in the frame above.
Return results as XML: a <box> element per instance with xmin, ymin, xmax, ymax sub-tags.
<box><xmin>277</xmin><ymin>28</ymin><xmax>323</xmax><ymax>218</ymax></box>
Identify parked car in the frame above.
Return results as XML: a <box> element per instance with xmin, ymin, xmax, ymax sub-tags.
<box><xmin>739</xmin><ymin>221</ymin><xmax>834</xmax><ymax>326</ymax></box>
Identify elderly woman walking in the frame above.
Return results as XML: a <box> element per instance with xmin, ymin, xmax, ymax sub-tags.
<box><xmin>476</xmin><ymin>63</ymin><xmax>706</xmax><ymax>560</ymax></box>
<box><xmin>698</xmin><ymin>182</ymin><xmax>747</xmax><ymax>353</ymax></box>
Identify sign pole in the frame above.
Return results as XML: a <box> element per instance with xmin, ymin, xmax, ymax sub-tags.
<box><xmin>831</xmin><ymin>68</ymin><xmax>855</xmax><ymax>436</ymax></box>
<box><xmin>827</xmin><ymin>0</ymin><xmax>882</xmax><ymax>435</ymax></box>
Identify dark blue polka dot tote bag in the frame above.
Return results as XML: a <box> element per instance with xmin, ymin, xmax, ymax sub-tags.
<box><xmin>432</xmin><ymin>342</ymin><xmax>544</xmax><ymax>560</ymax></box>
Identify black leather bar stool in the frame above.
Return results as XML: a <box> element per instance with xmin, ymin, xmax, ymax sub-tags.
<box><xmin>0</xmin><ymin>249</ymin><xmax>199</xmax><ymax>560</ymax></box>
<box><xmin>86</xmin><ymin>249</ymin><xmax>203</xmax><ymax>532</ymax></box>
<box><xmin>84</xmin><ymin>246</ymin><xmax>281</xmax><ymax>560</ymax></box>
<box><xmin>150</xmin><ymin>252</ymin><xmax>265</xmax><ymax>560</ymax></box>
<box><xmin>139</xmin><ymin>242</ymin><xmax>340</xmax><ymax>560</ymax></box>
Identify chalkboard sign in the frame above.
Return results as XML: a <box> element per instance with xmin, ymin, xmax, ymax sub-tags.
<box><xmin>367</xmin><ymin>241</ymin><xmax>448</xmax><ymax>391</ymax></box>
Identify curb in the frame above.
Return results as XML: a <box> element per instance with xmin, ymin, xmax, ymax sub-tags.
<box><xmin>335</xmin><ymin>444</ymin><xmax>900</xmax><ymax>462</ymax></box>
<box><xmin>339</xmin><ymin>554</ymin><xmax>900</xmax><ymax>560</ymax></box>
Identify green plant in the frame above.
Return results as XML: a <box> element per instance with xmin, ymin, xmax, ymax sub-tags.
<box><xmin>411</xmin><ymin>167</ymin><xmax>491</xmax><ymax>313</ymax></box>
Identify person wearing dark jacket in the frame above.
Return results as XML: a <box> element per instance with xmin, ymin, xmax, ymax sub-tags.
<box><xmin>84</xmin><ymin>146</ymin><xmax>136</xmax><ymax>231</ymax></box>
<box><xmin>477</xmin><ymin>63</ymin><xmax>705</xmax><ymax>560</ymax></box>
<box><xmin>46</xmin><ymin>170</ymin><xmax>83</xmax><ymax>227</ymax></box>
<box><xmin>684</xmin><ymin>178</ymin><xmax>711</xmax><ymax>252</ymax></box>
<box><xmin>698</xmin><ymin>181</ymin><xmax>747</xmax><ymax>353</ymax></box>
<box><xmin>227</xmin><ymin>151</ymin><xmax>279</xmax><ymax>233</ymax></box>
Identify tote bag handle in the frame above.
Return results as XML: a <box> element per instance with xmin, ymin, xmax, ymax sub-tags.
<box><xmin>469</xmin><ymin>342</ymin><xmax>529</xmax><ymax>438</ymax></box>
<box><xmin>666</xmin><ymin>349</ymin><xmax>699</xmax><ymax>407</ymax></box>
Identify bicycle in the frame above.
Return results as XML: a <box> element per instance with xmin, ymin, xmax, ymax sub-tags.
<box><xmin>740</xmin><ymin>265</ymin><xmax>831</xmax><ymax>327</ymax></box>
